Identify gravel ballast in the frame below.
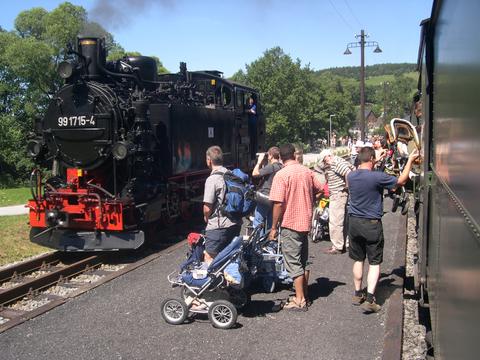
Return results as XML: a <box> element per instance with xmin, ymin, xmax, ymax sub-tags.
<box><xmin>402</xmin><ymin>196</ymin><xmax>428</xmax><ymax>359</ymax></box>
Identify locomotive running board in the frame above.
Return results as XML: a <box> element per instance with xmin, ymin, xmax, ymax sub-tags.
<box><xmin>30</xmin><ymin>228</ymin><xmax>145</xmax><ymax>251</ymax></box>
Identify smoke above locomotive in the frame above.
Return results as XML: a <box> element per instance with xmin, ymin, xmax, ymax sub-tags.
<box><xmin>27</xmin><ymin>37</ymin><xmax>264</xmax><ymax>251</ymax></box>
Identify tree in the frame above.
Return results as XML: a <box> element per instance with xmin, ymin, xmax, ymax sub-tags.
<box><xmin>0</xmin><ymin>2</ymin><xmax>170</xmax><ymax>186</ymax></box>
<box><xmin>387</xmin><ymin>75</ymin><xmax>416</xmax><ymax>118</ymax></box>
<box><xmin>232</xmin><ymin>47</ymin><xmax>350</xmax><ymax>146</ymax></box>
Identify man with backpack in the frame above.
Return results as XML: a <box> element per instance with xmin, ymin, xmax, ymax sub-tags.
<box><xmin>252</xmin><ymin>146</ymin><xmax>283</xmax><ymax>233</ymax></box>
<box><xmin>203</xmin><ymin>146</ymin><xmax>241</xmax><ymax>264</ymax></box>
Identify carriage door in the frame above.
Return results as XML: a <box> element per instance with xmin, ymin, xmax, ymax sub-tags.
<box><xmin>234</xmin><ymin>89</ymin><xmax>250</xmax><ymax>169</ymax></box>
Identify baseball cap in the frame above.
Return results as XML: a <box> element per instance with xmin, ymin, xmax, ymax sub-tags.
<box><xmin>364</xmin><ymin>141</ymin><xmax>373</xmax><ymax>147</ymax></box>
<box><xmin>355</xmin><ymin>140</ymin><xmax>365</xmax><ymax>148</ymax></box>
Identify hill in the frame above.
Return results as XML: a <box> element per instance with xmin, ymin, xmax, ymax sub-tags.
<box><xmin>317</xmin><ymin>63</ymin><xmax>416</xmax><ymax>79</ymax></box>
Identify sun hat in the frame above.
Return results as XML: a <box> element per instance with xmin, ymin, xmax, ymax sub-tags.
<box><xmin>318</xmin><ymin>149</ymin><xmax>333</xmax><ymax>164</ymax></box>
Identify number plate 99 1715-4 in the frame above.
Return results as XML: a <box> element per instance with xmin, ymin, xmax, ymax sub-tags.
<box><xmin>57</xmin><ymin>115</ymin><xmax>96</xmax><ymax>127</ymax></box>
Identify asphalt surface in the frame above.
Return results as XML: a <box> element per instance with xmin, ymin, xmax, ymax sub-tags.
<box><xmin>0</xmin><ymin>200</ymin><xmax>405</xmax><ymax>360</ymax></box>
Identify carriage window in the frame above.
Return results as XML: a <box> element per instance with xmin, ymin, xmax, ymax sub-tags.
<box><xmin>236</xmin><ymin>91</ymin><xmax>244</xmax><ymax>108</ymax></box>
<box><xmin>222</xmin><ymin>86</ymin><xmax>232</xmax><ymax>107</ymax></box>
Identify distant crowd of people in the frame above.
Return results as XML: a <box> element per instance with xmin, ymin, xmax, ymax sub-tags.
<box><xmin>202</xmin><ymin>140</ymin><xmax>418</xmax><ymax>313</ymax></box>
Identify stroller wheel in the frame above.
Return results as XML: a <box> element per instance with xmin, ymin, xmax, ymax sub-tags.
<box><xmin>262</xmin><ymin>277</ymin><xmax>276</xmax><ymax>293</ymax></box>
<box><xmin>401</xmin><ymin>197</ymin><xmax>409</xmax><ymax>216</ymax></box>
<box><xmin>312</xmin><ymin>222</ymin><xmax>321</xmax><ymax>243</ymax></box>
<box><xmin>228</xmin><ymin>288</ymin><xmax>250</xmax><ymax>309</ymax></box>
<box><xmin>208</xmin><ymin>300</ymin><xmax>238</xmax><ymax>329</ymax></box>
<box><xmin>161</xmin><ymin>298</ymin><xmax>188</xmax><ymax>325</ymax></box>
<box><xmin>392</xmin><ymin>196</ymin><xmax>400</xmax><ymax>213</ymax></box>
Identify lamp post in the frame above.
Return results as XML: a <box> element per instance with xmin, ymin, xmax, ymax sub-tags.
<box><xmin>383</xmin><ymin>81</ymin><xmax>390</xmax><ymax>123</ymax></box>
<box><xmin>329</xmin><ymin>114</ymin><xmax>335</xmax><ymax>148</ymax></box>
<box><xmin>344</xmin><ymin>30</ymin><xmax>382</xmax><ymax>141</ymax></box>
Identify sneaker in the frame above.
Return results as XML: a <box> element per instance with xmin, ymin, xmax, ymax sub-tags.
<box><xmin>361</xmin><ymin>300</ymin><xmax>382</xmax><ymax>313</ymax></box>
<box><xmin>352</xmin><ymin>293</ymin><xmax>366</xmax><ymax>306</ymax></box>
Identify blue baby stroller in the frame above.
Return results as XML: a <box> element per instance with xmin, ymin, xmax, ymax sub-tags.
<box><xmin>162</xmin><ymin>231</ymin><xmax>254</xmax><ymax>329</ymax></box>
<box><xmin>245</xmin><ymin>227</ymin><xmax>293</xmax><ymax>293</ymax></box>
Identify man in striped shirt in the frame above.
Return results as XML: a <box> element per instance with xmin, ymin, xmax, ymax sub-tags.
<box><xmin>317</xmin><ymin>149</ymin><xmax>355</xmax><ymax>254</ymax></box>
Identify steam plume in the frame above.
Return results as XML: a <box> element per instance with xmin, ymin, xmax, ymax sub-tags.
<box><xmin>89</xmin><ymin>0</ymin><xmax>176</xmax><ymax>30</ymax></box>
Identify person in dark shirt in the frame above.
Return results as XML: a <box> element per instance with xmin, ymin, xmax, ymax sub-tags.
<box><xmin>347</xmin><ymin>146</ymin><xmax>419</xmax><ymax>312</ymax></box>
<box><xmin>252</xmin><ymin>146</ymin><xmax>282</xmax><ymax>233</ymax></box>
<box><xmin>247</xmin><ymin>97</ymin><xmax>257</xmax><ymax>156</ymax></box>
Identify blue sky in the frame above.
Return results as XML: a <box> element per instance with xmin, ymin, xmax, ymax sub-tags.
<box><xmin>1</xmin><ymin>0</ymin><xmax>433</xmax><ymax>77</ymax></box>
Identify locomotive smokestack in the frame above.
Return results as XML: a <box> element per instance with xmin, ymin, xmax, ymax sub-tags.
<box><xmin>77</xmin><ymin>37</ymin><xmax>106</xmax><ymax>79</ymax></box>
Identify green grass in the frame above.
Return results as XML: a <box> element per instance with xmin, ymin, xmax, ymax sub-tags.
<box><xmin>0</xmin><ymin>215</ymin><xmax>50</xmax><ymax>266</ymax></box>
<box><xmin>0</xmin><ymin>187</ymin><xmax>31</xmax><ymax>207</ymax></box>
<box><xmin>365</xmin><ymin>72</ymin><xmax>418</xmax><ymax>86</ymax></box>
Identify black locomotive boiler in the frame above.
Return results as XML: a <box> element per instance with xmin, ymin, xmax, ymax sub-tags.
<box><xmin>27</xmin><ymin>37</ymin><xmax>264</xmax><ymax>251</ymax></box>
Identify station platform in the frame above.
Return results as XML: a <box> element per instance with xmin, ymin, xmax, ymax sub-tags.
<box><xmin>0</xmin><ymin>200</ymin><xmax>406</xmax><ymax>360</ymax></box>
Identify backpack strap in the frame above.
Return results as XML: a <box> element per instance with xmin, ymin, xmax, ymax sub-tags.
<box><xmin>272</xmin><ymin>162</ymin><xmax>283</xmax><ymax>173</ymax></box>
<box><xmin>209</xmin><ymin>170</ymin><xmax>229</xmax><ymax>222</ymax></box>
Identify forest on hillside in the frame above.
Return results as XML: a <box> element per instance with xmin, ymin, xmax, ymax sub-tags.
<box><xmin>317</xmin><ymin>63</ymin><xmax>417</xmax><ymax>79</ymax></box>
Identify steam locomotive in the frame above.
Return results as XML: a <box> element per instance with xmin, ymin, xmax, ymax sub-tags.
<box><xmin>27</xmin><ymin>37</ymin><xmax>264</xmax><ymax>251</ymax></box>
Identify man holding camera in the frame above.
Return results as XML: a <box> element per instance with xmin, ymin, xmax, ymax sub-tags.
<box><xmin>252</xmin><ymin>147</ymin><xmax>283</xmax><ymax>233</ymax></box>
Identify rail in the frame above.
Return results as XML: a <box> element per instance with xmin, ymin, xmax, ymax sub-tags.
<box><xmin>0</xmin><ymin>254</ymin><xmax>103</xmax><ymax>307</ymax></box>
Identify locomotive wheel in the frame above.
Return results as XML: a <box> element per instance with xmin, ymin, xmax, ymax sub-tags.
<box><xmin>180</xmin><ymin>200</ymin><xmax>192</xmax><ymax>221</ymax></box>
<box><xmin>162</xmin><ymin>192</ymin><xmax>180</xmax><ymax>225</ymax></box>
<box><xmin>208</xmin><ymin>300</ymin><xmax>238</xmax><ymax>329</ymax></box>
<box><xmin>161</xmin><ymin>298</ymin><xmax>188</xmax><ymax>325</ymax></box>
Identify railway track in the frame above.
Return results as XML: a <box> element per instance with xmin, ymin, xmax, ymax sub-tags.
<box><xmin>0</xmin><ymin>222</ymin><xmax>200</xmax><ymax>334</ymax></box>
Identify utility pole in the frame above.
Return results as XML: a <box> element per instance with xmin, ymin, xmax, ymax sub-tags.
<box><xmin>360</xmin><ymin>30</ymin><xmax>365</xmax><ymax>142</ymax></box>
<box><xmin>329</xmin><ymin>114</ymin><xmax>336</xmax><ymax>148</ymax></box>
<box><xmin>344</xmin><ymin>30</ymin><xmax>382</xmax><ymax>141</ymax></box>
<box><xmin>383</xmin><ymin>81</ymin><xmax>389</xmax><ymax>123</ymax></box>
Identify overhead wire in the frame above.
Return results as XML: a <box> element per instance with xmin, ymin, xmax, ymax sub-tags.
<box><xmin>343</xmin><ymin>0</ymin><xmax>363</xmax><ymax>29</ymax></box>
<box><xmin>327</xmin><ymin>0</ymin><xmax>355</xmax><ymax>33</ymax></box>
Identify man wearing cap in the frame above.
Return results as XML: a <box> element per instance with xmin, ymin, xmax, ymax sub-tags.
<box><xmin>317</xmin><ymin>148</ymin><xmax>355</xmax><ymax>254</ymax></box>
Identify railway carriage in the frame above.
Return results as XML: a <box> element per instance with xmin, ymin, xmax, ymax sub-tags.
<box><xmin>414</xmin><ymin>1</ymin><xmax>480</xmax><ymax>358</ymax></box>
<box><xmin>27</xmin><ymin>37</ymin><xmax>264</xmax><ymax>251</ymax></box>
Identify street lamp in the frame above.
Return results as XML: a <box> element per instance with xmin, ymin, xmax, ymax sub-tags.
<box><xmin>344</xmin><ymin>30</ymin><xmax>382</xmax><ymax>141</ymax></box>
<box><xmin>382</xmin><ymin>81</ymin><xmax>390</xmax><ymax>123</ymax></box>
<box><xmin>329</xmin><ymin>114</ymin><xmax>336</xmax><ymax>148</ymax></box>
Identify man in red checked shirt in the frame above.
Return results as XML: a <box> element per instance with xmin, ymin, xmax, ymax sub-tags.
<box><xmin>269</xmin><ymin>144</ymin><xmax>324</xmax><ymax>311</ymax></box>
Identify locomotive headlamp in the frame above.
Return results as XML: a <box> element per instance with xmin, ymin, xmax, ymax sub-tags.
<box><xmin>58</xmin><ymin>61</ymin><xmax>74</xmax><ymax>79</ymax></box>
<box><xmin>46</xmin><ymin>209</ymin><xmax>59</xmax><ymax>226</ymax></box>
<box><xmin>112</xmin><ymin>141</ymin><xmax>132</xmax><ymax>160</ymax></box>
<box><xmin>27</xmin><ymin>140</ymin><xmax>42</xmax><ymax>157</ymax></box>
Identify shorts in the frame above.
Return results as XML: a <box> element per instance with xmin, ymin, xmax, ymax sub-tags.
<box><xmin>280</xmin><ymin>227</ymin><xmax>309</xmax><ymax>279</ymax></box>
<box><xmin>205</xmin><ymin>225</ymin><xmax>240</xmax><ymax>257</ymax></box>
<box><xmin>348</xmin><ymin>216</ymin><xmax>384</xmax><ymax>265</ymax></box>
